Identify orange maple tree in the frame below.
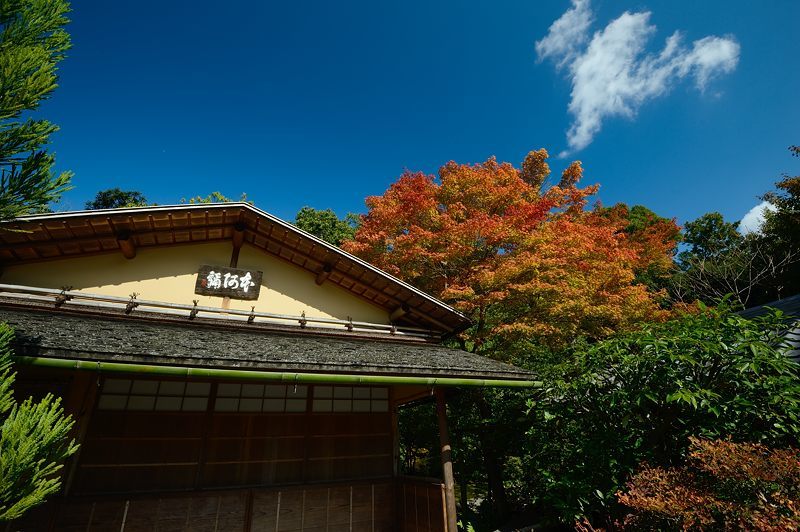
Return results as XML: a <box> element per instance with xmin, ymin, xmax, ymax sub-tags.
<box><xmin>343</xmin><ymin>149</ymin><xmax>678</xmax><ymax>351</ymax></box>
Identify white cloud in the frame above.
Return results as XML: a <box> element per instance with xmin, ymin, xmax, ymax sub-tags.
<box><xmin>739</xmin><ymin>201</ymin><xmax>776</xmax><ymax>235</ymax></box>
<box><xmin>536</xmin><ymin>0</ymin><xmax>740</xmax><ymax>155</ymax></box>
<box><xmin>535</xmin><ymin>0</ymin><xmax>593</xmax><ymax>69</ymax></box>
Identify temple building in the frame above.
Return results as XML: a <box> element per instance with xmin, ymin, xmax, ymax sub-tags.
<box><xmin>0</xmin><ymin>203</ymin><xmax>535</xmax><ymax>531</ymax></box>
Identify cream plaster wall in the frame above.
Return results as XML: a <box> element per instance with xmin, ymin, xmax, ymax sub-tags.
<box><xmin>0</xmin><ymin>242</ymin><xmax>389</xmax><ymax>324</ymax></box>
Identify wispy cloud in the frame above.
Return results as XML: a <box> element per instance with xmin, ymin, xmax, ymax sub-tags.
<box><xmin>739</xmin><ymin>201</ymin><xmax>776</xmax><ymax>235</ymax></box>
<box><xmin>536</xmin><ymin>0</ymin><xmax>740</xmax><ymax>156</ymax></box>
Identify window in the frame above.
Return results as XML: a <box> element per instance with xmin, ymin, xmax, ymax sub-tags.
<box><xmin>312</xmin><ymin>386</ymin><xmax>388</xmax><ymax>413</ymax></box>
<box><xmin>98</xmin><ymin>379</ymin><xmax>211</xmax><ymax>412</ymax></box>
<box><xmin>213</xmin><ymin>383</ymin><xmax>308</xmax><ymax>413</ymax></box>
<box><xmin>97</xmin><ymin>380</ymin><xmax>387</xmax><ymax>414</ymax></box>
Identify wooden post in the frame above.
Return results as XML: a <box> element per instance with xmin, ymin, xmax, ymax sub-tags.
<box><xmin>63</xmin><ymin>371</ymin><xmax>99</xmax><ymax>495</ymax></box>
<box><xmin>435</xmin><ymin>388</ymin><xmax>458</xmax><ymax>532</ymax></box>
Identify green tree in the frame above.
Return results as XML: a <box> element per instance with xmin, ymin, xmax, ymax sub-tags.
<box><xmin>182</xmin><ymin>191</ymin><xmax>250</xmax><ymax>204</ymax></box>
<box><xmin>294</xmin><ymin>206</ymin><xmax>359</xmax><ymax>246</ymax></box>
<box><xmin>398</xmin><ymin>401</ymin><xmax>441</xmax><ymax>477</ymax></box>
<box><xmin>673</xmin><ymin>147</ymin><xmax>800</xmax><ymax>307</ymax></box>
<box><xmin>85</xmin><ymin>188</ymin><xmax>148</xmax><ymax>209</ymax></box>
<box><xmin>679</xmin><ymin>212</ymin><xmax>742</xmax><ymax>262</ymax></box>
<box><xmin>526</xmin><ymin>305</ymin><xmax>800</xmax><ymax>525</ymax></box>
<box><xmin>0</xmin><ymin>0</ymin><xmax>73</xmax><ymax>221</ymax></box>
<box><xmin>0</xmin><ymin>323</ymin><xmax>78</xmax><ymax>520</ymax></box>
<box><xmin>671</xmin><ymin>212</ymin><xmax>757</xmax><ymax>306</ymax></box>
<box><xmin>759</xmin><ymin>145</ymin><xmax>800</xmax><ymax>299</ymax></box>
<box><xmin>598</xmin><ymin>203</ymin><xmax>681</xmax><ymax>292</ymax></box>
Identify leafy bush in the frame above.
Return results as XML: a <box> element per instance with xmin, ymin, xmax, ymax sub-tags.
<box><xmin>526</xmin><ymin>304</ymin><xmax>800</xmax><ymax>524</ymax></box>
<box><xmin>619</xmin><ymin>437</ymin><xmax>800</xmax><ymax>530</ymax></box>
<box><xmin>0</xmin><ymin>323</ymin><xmax>78</xmax><ymax>520</ymax></box>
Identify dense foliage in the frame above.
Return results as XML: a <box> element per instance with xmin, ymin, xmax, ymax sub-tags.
<box><xmin>343</xmin><ymin>150</ymin><xmax>679</xmax><ymax>350</ymax></box>
<box><xmin>182</xmin><ymin>191</ymin><xmax>250</xmax><ymax>204</ymax></box>
<box><xmin>294</xmin><ymin>206</ymin><xmax>359</xmax><ymax>246</ymax></box>
<box><xmin>674</xmin><ymin>146</ymin><xmax>800</xmax><ymax>307</ymax></box>
<box><xmin>528</xmin><ymin>305</ymin><xmax>800</xmax><ymax>524</ymax></box>
<box><xmin>338</xmin><ymin>146</ymin><xmax>800</xmax><ymax>529</ymax></box>
<box><xmin>0</xmin><ymin>0</ymin><xmax>73</xmax><ymax>220</ymax></box>
<box><xmin>343</xmin><ymin>149</ymin><xmax>681</xmax><ymax>517</ymax></box>
<box><xmin>0</xmin><ymin>2</ymin><xmax>78</xmax><ymax>521</ymax></box>
<box><xmin>619</xmin><ymin>438</ymin><xmax>800</xmax><ymax>530</ymax></box>
<box><xmin>0</xmin><ymin>323</ymin><xmax>78</xmax><ymax>520</ymax></box>
<box><xmin>85</xmin><ymin>188</ymin><xmax>148</xmax><ymax>209</ymax></box>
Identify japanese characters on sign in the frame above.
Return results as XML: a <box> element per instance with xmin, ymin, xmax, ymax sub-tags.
<box><xmin>195</xmin><ymin>265</ymin><xmax>263</xmax><ymax>300</ymax></box>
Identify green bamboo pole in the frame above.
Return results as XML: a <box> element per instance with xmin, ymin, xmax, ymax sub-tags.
<box><xmin>16</xmin><ymin>356</ymin><xmax>540</xmax><ymax>388</ymax></box>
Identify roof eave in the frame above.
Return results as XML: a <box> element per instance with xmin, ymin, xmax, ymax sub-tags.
<box><xmin>17</xmin><ymin>355</ymin><xmax>540</xmax><ymax>388</ymax></box>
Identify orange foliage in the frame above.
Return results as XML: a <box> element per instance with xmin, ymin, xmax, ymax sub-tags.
<box><xmin>619</xmin><ymin>438</ymin><xmax>800</xmax><ymax>531</ymax></box>
<box><xmin>343</xmin><ymin>150</ymin><xmax>677</xmax><ymax>350</ymax></box>
<box><xmin>599</xmin><ymin>203</ymin><xmax>681</xmax><ymax>275</ymax></box>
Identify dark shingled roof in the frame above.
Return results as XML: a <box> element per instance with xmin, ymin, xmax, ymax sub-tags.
<box><xmin>0</xmin><ymin>305</ymin><xmax>533</xmax><ymax>382</ymax></box>
<box><xmin>739</xmin><ymin>294</ymin><xmax>800</xmax><ymax>319</ymax></box>
<box><xmin>739</xmin><ymin>294</ymin><xmax>800</xmax><ymax>363</ymax></box>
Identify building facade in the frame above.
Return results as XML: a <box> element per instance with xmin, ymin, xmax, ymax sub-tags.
<box><xmin>0</xmin><ymin>204</ymin><xmax>535</xmax><ymax>531</ymax></box>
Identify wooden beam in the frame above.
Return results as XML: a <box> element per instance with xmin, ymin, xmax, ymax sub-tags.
<box><xmin>116</xmin><ymin>231</ymin><xmax>136</xmax><ymax>259</ymax></box>
<box><xmin>407</xmin><ymin>307</ymin><xmax>451</xmax><ymax>333</ymax></box>
<box><xmin>315</xmin><ymin>263</ymin><xmax>333</xmax><ymax>285</ymax></box>
<box><xmin>391</xmin><ymin>388</ymin><xmax>400</xmax><ymax>478</ymax></box>
<box><xmin>1</xmin><ymin>222</ymin><xmax>237</xmax><ymax>252</ymax></box>
<box><xmin>232</xmin><ymin>223</ymin><xmax>246</xmax><ymax>254</ymax></box>
<box><xmin>436</xmin><ymin>388</ymin><xmax>458</xmax><ymax>532</ymax></box>
<box><xmin>226</xmin><ymin>223</ymin><xmax>246</xmax><ymax>309</ymax></box>
<box><xmin>389</xmin><ymin>303</ymin><xmax>410</xmax><ymax>322</ymax></box>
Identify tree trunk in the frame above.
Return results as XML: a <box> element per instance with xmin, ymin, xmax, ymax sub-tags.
<box><xmin>460</xmin><ymin>478</ymin><xmax>468</xmax><ymax>514</ymax></box>
<box><xmin>475</xmin><ymin>390</ymin><xmax>510</xmax><ymax>518</ymax></box>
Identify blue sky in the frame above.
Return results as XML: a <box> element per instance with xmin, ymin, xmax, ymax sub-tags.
<box><xmin>43</xmin><ymin>0</ymin><xmax>799</xmax><ymax>228</ymax></box>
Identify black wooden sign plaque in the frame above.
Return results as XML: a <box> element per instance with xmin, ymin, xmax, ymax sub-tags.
<box><xmin>195</xmin><ymin>265</ymin><xmax>263</xmax><ymax>300</ymax></box>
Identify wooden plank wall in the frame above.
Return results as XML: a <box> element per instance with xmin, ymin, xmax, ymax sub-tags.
<box><xmin>397</xmin><ymin>478</ymin><xmax>447</xmax><ymax>532</ymax></box>
<box><xmin>10</xmin><ymin>482</ymin><xmax>396</xmax><ymax>531</ymax></box>
<box><xmin>72</xmin><ymin>410</ymin><xmax>393</xmax><ymax>494</ymax></box>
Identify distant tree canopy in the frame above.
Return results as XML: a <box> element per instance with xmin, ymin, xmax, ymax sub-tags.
<box><xmin>85</xmin><ymin>188</ymin><xmax>148</xmax><ymax>209</ymax></box>
<box><xmin>673</xmin><ymin>146</ymin><xmax>800</xmax><ymax>307</ymax></box>
<box><xmin>680</xmin><ymin>212</ymin><xmax>742</xmax><ymax>262</ymax></box>
<box><xmin>0</xmin><ymin>0</ymin><xmax>73</xmax><ymax>221</ymax></box>
<box><xmin>83</xmin><ymin>190</ymin><xmax>255</xmax><ymax>210</ymax></box>
<box><xmin>182</xmin><ymin>191</ymin><xmax>250</xmax><ymax>204</ymax></box>
<box><xmin>760</xmin><ymin>149</ymin><xmax>800</xmax><ymax>297</ymax></box>
<box><xmin>294</xmin><ymin>207</ymin><xmax>359</xmax><ymax>247</ymax></box>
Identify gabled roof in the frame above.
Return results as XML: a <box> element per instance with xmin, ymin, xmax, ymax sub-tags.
<box><xmin>0</xmin><ymin>203</ymin><xmax>470</xmax><ymax>333</ymax></box>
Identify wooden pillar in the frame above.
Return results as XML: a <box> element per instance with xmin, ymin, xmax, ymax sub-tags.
<box><xmin>62</xmin><ymin>371</ymin><xmax>99</xmax><ymax>495</ymax></box>
<box><xmin>435</xmin><ymin>388</ymin><xmax>458</xmax><ymax>532</ymax></box>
